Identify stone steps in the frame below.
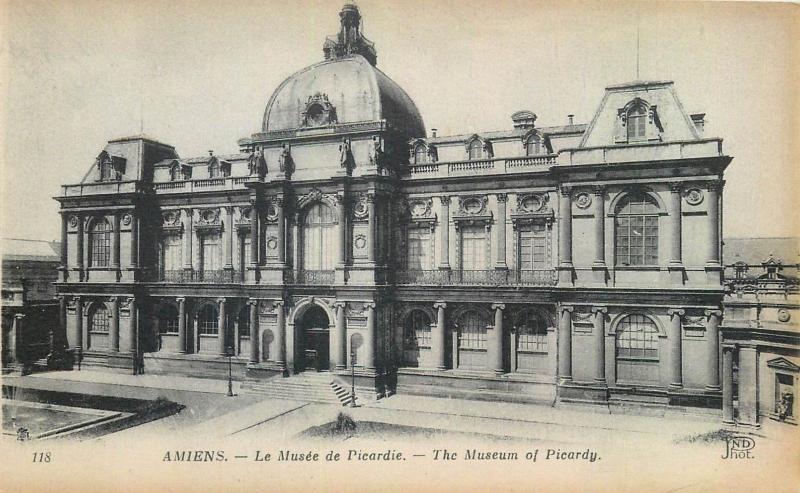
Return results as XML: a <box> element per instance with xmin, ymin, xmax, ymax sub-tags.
<box><xmin>243</xmin><ymin>372</ymin><xmax>345</xmax><ymax>404</ymax></box>
<box><xmin>397</xmin><ymin>382</ymin><xmax>555</xmax><ymax>405</ymax></box>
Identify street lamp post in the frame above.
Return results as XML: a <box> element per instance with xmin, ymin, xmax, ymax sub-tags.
<box><xmin>350</xmin><ymin>350</ymin><xmax>357</xmax><ymax>408</ymax></box>
<box><xmin>227</xmin><ymin>346</ymin><xmax>234</xmax><ymax>397</ymax></box>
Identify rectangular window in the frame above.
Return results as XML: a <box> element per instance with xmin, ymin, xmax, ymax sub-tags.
<box><xmin>407</xmin><ymin>228</ymin><xmax>432</xmax><ymax>270</ymax></box>
<box><xmin>201</xmin><ymin>233</ymin><xmax>221</xmax><ymax>272</ymax></box>
<box><xmin>519</xmin><ymin>223</ymin><xmax>548</xmax><ymax>270</ymax></box>
<box><xmin>461</xmin><ymin>225</ymin><xmax>487</xmax><ymax>270</ymax></box>
<box><xmin>615</xmin><ymin>216</ymin><xmax>658</xmax><ymax>266</ymax></box>
<box><xmin>163</xmin><ymin>235</ymin><xmax>183</xmax><ymax>271</ymax></box>
<box><xmin>776</xmin><ymin>373</ymin><xmax>795</xmax><ymax>418</ymax></box>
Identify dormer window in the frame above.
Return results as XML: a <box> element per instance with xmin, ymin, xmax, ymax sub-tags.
<box><xmin>627</xmin><ymin>103</ymin><xmax>647</xmax><ymax>141</ymax></box>
<box><xmin>209</xmin><ymin>160</ymin><xmax>220</xmax><ymax>178</ymax></box>
<box><xmin>414</xmin><ymin>144</ymin><xmax>427</xmax><ymax>164</ymax></box>
<box><xmin>468</xmin><ymin>140</ymin><xmax>483</xmax><ymax>160</ymax></box>
<box><xmin>525</xmin><ymin>135</ymin><xmax>541</xmax><ymax>156</ymax></box>
<box><xmin>169</xmin><ymin>163</ymin><xmax>181</xmax><ymax>181</ymax></box>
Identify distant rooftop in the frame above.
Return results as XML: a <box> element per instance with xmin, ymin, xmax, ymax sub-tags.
<box><xmin>1</xmin><ymin>238</ymin><xmax>60</xmax><ymax>262</ymax></box>
<box><xmin>723</xmin><ymin>237</ymin><xmax>800</xmax><ymax>266</ymax></box>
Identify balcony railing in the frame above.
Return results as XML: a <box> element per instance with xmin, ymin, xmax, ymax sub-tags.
<box><xmin>290</xmin><ymin>270</ymin><xmax>335</xmax><ymax>285</ymax></box>
<box><xmin>395</xmin><ymin>269</ymin><xmax>557</xmax><ymax>286</ymax></box>
<box><xmin>406</xmin><ymin>155</ymin><xmax>556</xmax><ymax>180</ymax></box>
<box><xmin>151</xmin><ymin>269</ymin><xmax>240</xmax><ymax>284</ymax></box>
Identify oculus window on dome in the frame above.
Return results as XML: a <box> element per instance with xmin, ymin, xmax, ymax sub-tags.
<box><xmin>301</xmin><ymin>93</ymin><xmax>338</xmax><ymax>127</ymax></box>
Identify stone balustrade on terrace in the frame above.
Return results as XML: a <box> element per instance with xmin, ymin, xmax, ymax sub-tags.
<box><xmin>405</xmin><ymin>155</ymin><xmax>557</xmax><ymax>179</ymax></box>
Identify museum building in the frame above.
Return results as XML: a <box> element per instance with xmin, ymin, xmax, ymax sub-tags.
<box><xmin>54</xmin><ymin>4</ymin><xmax>733</xmax><ymax>409</ymax></box>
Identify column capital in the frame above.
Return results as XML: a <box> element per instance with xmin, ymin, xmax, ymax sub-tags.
<box><xmin>591</xmin><ymin>306</ymin><xmax>608</xmax><ymax>315</ymax></box>
<box><xmin>363</xmin><ymin>302</ymin><xmax>377</xmax><ymax>310</ymax></box>
<box><xmin>491</xmin><ymin>303</ymin><xmax>505</xmax><ymax>311</ymax></box>
<box><xmin>559</xmin><ymin>305</ymin><xmax>574</xmax><ymax>314</ymax></box>
<box><xmin>433</xmin><ymin>301</ymin><xmax>447</xmax><ymax>310</ymax></box>
<box><xmin>496</xmin><ymin>193</ymin><xmax>508</xmax><ymax>203</ymax></box>
<box><xmin>13</xmin><ymin>313</ymin><xmax>25</xmax><ymax>320</ymax></box>
<box><xmin>246</xmin><ymin>298</ymin><xmax>259</xmax><ymax>307</ymax></box>
<box><xmin>706</xmin><ymin>180</ymin><xmax>724</xmax><ymax>192</ymax></box>
<box><xmin>332</xmin><ymin>301</ymin><xmax>347</xmax><ymax>309</ymax></box>
<box><xmin>669</xmin><ymin>182</ymin><xmax>683</xmax><ymax>193</ymax></box>
<box><xmin>438</xmin><ymin>195</ymin><xmax>450</xmax><ymax>205</ymax></box>
<box><xmin>704</xmin><ymin>309</ymin><xmax>723</xmax><ymax>318</ymax></box>
<box><xmin>559</xmin><ymin>186</ymin><xmax>572</xmax><ymax>197</ymax></box>
<box><xmin>216</xmin><ymin>297</ymin><xmax>227</xmax><ymax>306</ymax></box>
<box><xmin>108</xmin><ymin>296</ymin><xmax>118</xmax><ymax>303</ymax></box>
<box><xmin>667</xmin><ymin>308</ymin><xmax>685</xmax><ymax>318</ymax></box>
<box><xmin>274</xmin><ymin>300</ymin><xmax>285</xmax><ymax>308</ymax></box>
<box><xmin>592</xmin><ymin>186</ymin><xmax>606</xmax><ymax>196</ymax></box>
<box><xmin>176</xmin><ymin>297</ymin><xmax>186</xmax><ymax>304</ymax></box>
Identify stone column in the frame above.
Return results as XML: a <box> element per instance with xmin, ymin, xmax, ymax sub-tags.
<box><xmin>74</xmin><ymin>296</ymin><xmax>83</xmax><ymax>351</ymax></box>
<box><xmin>112</xmin><ymin>213</ymin><xmax>121</xmax><ymax>271</ymax></box>
<box><xmin>337</xmin><ymin>194</ymin><xmax>347</xmax><ymax>267</ymax></box>
<box><xmin>364</xmin><ymin>302</ymin><xmax>376</xmax><ymax>370</ymax></box>
<box><xmin>367</xmin><ymin>195</ymin><xmax>378</xmax><ymax>264</ymax></box>
<box><xmin>738</xmin><ymin>345</ymin><xmax>759</xmax><ymax>426</ymax></box>
<box><xmin>129</xmin><ymin>214</ymin><xmax>138</xmax><ymax>270</ymax></box>
<box><xmin>183</xmin><ymin>209</ymin><xmax>193</xmax><ymax>270</ymax></box>
<box><xmin>110</xmin><ymin>297</ymin><xmax>120</xmax><ymax>352</ymax></box>
<box><xmin>491</xmin><ymin>303</ymin><xmax>505</xmax><ymax>374</ymax></box>
<box><xmin>274</xmin><ymin>301</ymin><xmax>285</xmax><ymax>366</ymax></box>
<box><xmin>667</xmin><ymin>308</ymin><xmax>685</xmax><ymax>389</ymax></box>
<box><xmin>128</xmin><ymin>297</ymin><xmax>137</xmax><ymax>353</ymax></box>
<box><xmin>249</xmin><ymin>300</ymin><xmax>259</xmax><ymax>363</ymax></box>
<box><xmin>592</xmin><ymin>187</ymin><xmax>605</xmax><ymax>266</ymax></box>
<box><xmin>705</xmin><ymin>309</ymin><xmax>722</xmax><ymax>391</ymax></box>
<box><xmin>669</xmin><ymin>184</ymin><xmax>683</xmax><ymax>266</ymax></box>
<box><xmin>706</xmin><ymin>182</ymin><xmax>721</xmax><ymax>266</ymax></box>
<box><xmin>217</xmin><ymin>298</ymin><xmax>227</xmax><ymax>356</ymax></box>
<box><xmin>495</xmin><ymin>194</ymin><xmax>507</xmax><ymax>269</ymax></box>
<box><xmin>557</xmin><ymin>306</ymin><xmax>573</xmax><ymax>382</ymax></box>
<box><xmin>60</xmin><ymin>213</ymin><xmax>68</xmax><ymax>281</ymax></box>
<box><xmin>10</xmin><ymin>314</ymin><xmax>23</xmax><ymax>363</ymax></box>
<box><xmin>276</xmin><ymin>197</ymin><xmax>286</xmax><ymax>264</ymax></box>
<box><xmin>722</xmin><ymin>345</ymin><xmax>735</xmax><ymax>424</ymax></box>
<box><xmin>592</xmin><ymin>306</ymin><xmax>607</xmax><ymax>383</ymax></box>
<box><xmin>334</xmin><ymin>302</ymin><xmax>347</xmax><ymax>369</ymax></box>
<box><xmin>76</xmin><ymin>215</ymin><xmax>84</xmax><ymax>279</ymax></box>
<box><xmin>433</xmin><ymin>302</ymin><xmax>447</xmax><ymax>370</ymax></box>
<box><xmin>223</xmin><ymin>207</ymin><xmax>234</xmax><ymax>270</ymax></box>
<box><xmin>59</xmin><ymin>295</ymin><xmax>67</xmax><ymax>351</ymax></box>
<box><xmin>558</xmin><ymin>187</ymin><xmax>573</xmax><ymax>285</ymax></box>
<box><xmin>438</xmin><ymin>196</ymin><xmax>450</xmax><ymax>270</ymax></box>
<box><xmin>249</xmin><ymin>199</ymin><xmax>259</xmax><ymax>267</ymax></box>
<box><xmin>177</xmin><ymin>297</ymin><xmax>187</xmax><ymax>354</ymax></box>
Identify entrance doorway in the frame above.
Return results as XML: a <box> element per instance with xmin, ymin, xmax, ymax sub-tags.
<box><xmin>296</xmin><ymin>305</ymin><xmax>330</xmax><ymax>372</ymax></box>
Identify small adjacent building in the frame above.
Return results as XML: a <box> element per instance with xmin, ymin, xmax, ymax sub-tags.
<box><xmin>2</xmin><ymin>238</ymin><xmax>61</xmax><ymax>371</ymax></box>
<box><xmin>721</xmin><ymin>238</ymin><xmax>799</xmax><ymax>428</ymax></box>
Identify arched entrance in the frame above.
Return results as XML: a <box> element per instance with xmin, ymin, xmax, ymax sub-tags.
<box><xmin>296</xmin><ymin>305</ymin><xmax>330</xmax><ymax>372</ymax></box>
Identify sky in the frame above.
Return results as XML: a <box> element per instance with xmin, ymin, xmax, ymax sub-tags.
<box><xmin>1</xmin><ymin>0</ymin><xmax>798</xmax><ymax>242</ymax></box>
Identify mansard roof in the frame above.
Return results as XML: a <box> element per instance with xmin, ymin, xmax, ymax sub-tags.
<box><xmin>424</xmin><ymin>123</ymin><xmax>586</xmax><ymax>145</ymax></box>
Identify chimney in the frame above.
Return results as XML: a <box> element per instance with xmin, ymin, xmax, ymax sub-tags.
<box><xmin>567</xmin><ymin>114</ymin><xmax>574</xmax><ymax>126</ymax></box>
<box><xmin>690</xmin><ymin>113</ymin><xmax>705</xmax><ymax>135</ymax></box>
<box><xmin>431</xmin><ymin>128</ymin><xmax>438</xmax><ymax>138</ymax></box>
<box><xmin>208</xmin><ymin>150</ymin><xmax>214</xmax><ymax>157</ymax></box>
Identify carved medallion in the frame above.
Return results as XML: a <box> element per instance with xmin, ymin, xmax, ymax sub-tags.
<box><xmin>459</xmin><ymin>196</ymin><xmax>486</xmax><ymax>215</ymax></box>
<box><xmin>353</xmin><ymin>197</ymin><xmax>369</xmax><ymax>220</ymax></box>
<box><xmin>409</xmin><ymin>199</ymin><xmax>432</xmax><ymax>218</ymax></box>
<box><xmin>121</xmin><ymin>213</ymin><xmax>132</xmax><ymax>226</ymax></box>
<box><xmin>162</xmin><ymin>211</ymin><xmax>180</xmax><ymax>226</ymax></box>
<box><xmin>518</xmin><ymin>194</ymin><xmax>545</xmax><ymax>213</ymax></box>
<box><xmin>69</xmin><ymin>216</ymin><xmax>79</xmax><ymax>229</ymax></box>
<box><xmin>575</xmin><ymin>192</ymin><xmax>592</xmax><ymax>210</ymax></box>
<box><xmin>265</xmin><ymin>204</ymin><xmax>279</xmax><ymax>222</ymax></box>
<box><xmin>266</xmin><ymin>237</ymin><xmax>278</xmax><ymax>250</ymax></box>
<box><xmin>354</xmin><ymin>235</ymin><xmax>367</xmax><ymax>250</ymax></box>
<box><xmin>199</xmin><ymin>209</ymin><xmax>219</xmax><ymax>224</ymax></box>
<box><xmin>685</xmin><ymin>188</ymin><xmax>704</xmax><ymax>206</ymax></box>
<box><xmin>778</xmin><ymin>309</ymin><xmax>791</xmax><ymax>323</ymax></box>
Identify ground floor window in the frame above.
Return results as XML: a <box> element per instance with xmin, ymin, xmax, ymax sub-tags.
<box><xmin>198</xmin><ymin>305</ymin><xmax>219</xmax><ymax>335</ymax></box>
<box><xmin>404</xmin><ymin>310</ymin><xmax>432</xmax><ymax>349</ymax></box>
<box><xmin>616</xmin><ymin>314</ymin><xmax>659</xmax><ymax>385</ymax></box>
<box><xmin>158</xmin><ymin>304</ymin><xmax>179</xmax><ymax>335</ymax></box>
<box><xmin>776</xmin><ymin>373</ymin><xmax>795</xmax><ymax>420</ymax></box>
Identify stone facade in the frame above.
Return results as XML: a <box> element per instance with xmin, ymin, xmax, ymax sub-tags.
<box><xmin>54</xmin><ymin>5</ymin><xmax>732</xmax><ymax>409</ymax></box>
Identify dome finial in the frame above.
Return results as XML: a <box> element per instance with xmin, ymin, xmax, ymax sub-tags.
<box><xmin>322</xmin><ymin>4</ymin><xmax>377</xmax><ymax>65</ymax></box>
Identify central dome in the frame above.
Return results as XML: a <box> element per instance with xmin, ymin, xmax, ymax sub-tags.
<box><xmin>261</xmin><ymin>5</ymin><xmax>425</xmax><ymax>139</ymax></box>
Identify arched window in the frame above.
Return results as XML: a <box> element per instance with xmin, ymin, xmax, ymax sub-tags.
<box><xmin>457</xmin><ymin>310</ymin><xmax>488</xmax><ymax>350</ymax></box>
<box><xmin>170</xmin><ymin>164</ymin><xmax>180</xmax><ymax>181</ymax></box>
<box><xmin>615</xmin><ymin>192</ymin><xmax>659</xmax><ymax>266</ymax></box>
<box><xmin>302</xmin><ymin>203</ymin><xmax>336</xmax><ymax>270</ymax></box>
<box><xmin>525</xmin><ymin>136</ymin><xmax>540</xmax><ymax>156</ymax></box>
<box><xmin>198</xmin><ymin>305</ymin><xmax>219</xmax><ymax>335</ymax></box>
<box><xmin>414</xmin><ymin>145</ymin><xmax>427</xmax><ymax>164</ymax></box>
<box><xmin>208</xmin><ymin>160</ymin><xmax>220</xmax><ymax>178</ymax></box>
<box><xmin>516</xmin><ymin>310</ymin><xmax>547</xmax><ymax>352</ymax></box>
<box><xmin>468</xmin><ymin>140</ymin><xmax>483</xmax><ymax>160</ymax></box>
<box><xmin>90</xmin><ymin>304</ymin><xmax>109</xmax><ymax>334</ymax></box>
<box><xmin>404</xmin><ymin>310</ymin><xmax>432</xmax><ymax>349</ymax></box>
<box><xmin>158</xmin><ymin>304</ymin><xmax>179</xmax><ymax>334</ymax></box>
<box><xmin>89</xmin><ymin>218</ymin><xmax>112</xmax><ymax>267</ymax></box>
<box><xmin>627</xmin><ymin>104</ymin><xmax>647</xmax><ymax>141</ymax></box>
<box><xmin>616</xmin><ymin>314</ymin><xmax>659</xmax><ymax>361</ymax></box>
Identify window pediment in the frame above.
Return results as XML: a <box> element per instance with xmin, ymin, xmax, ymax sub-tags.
<box><xmin>767</xmin><ymin>357</ymin><xmax>800</xmax><ymax>373</ymax></box>
<box><xmin>464</xmin><ymin>135</ymin><xmax>493</xmax><ymax>160</ymax></box>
